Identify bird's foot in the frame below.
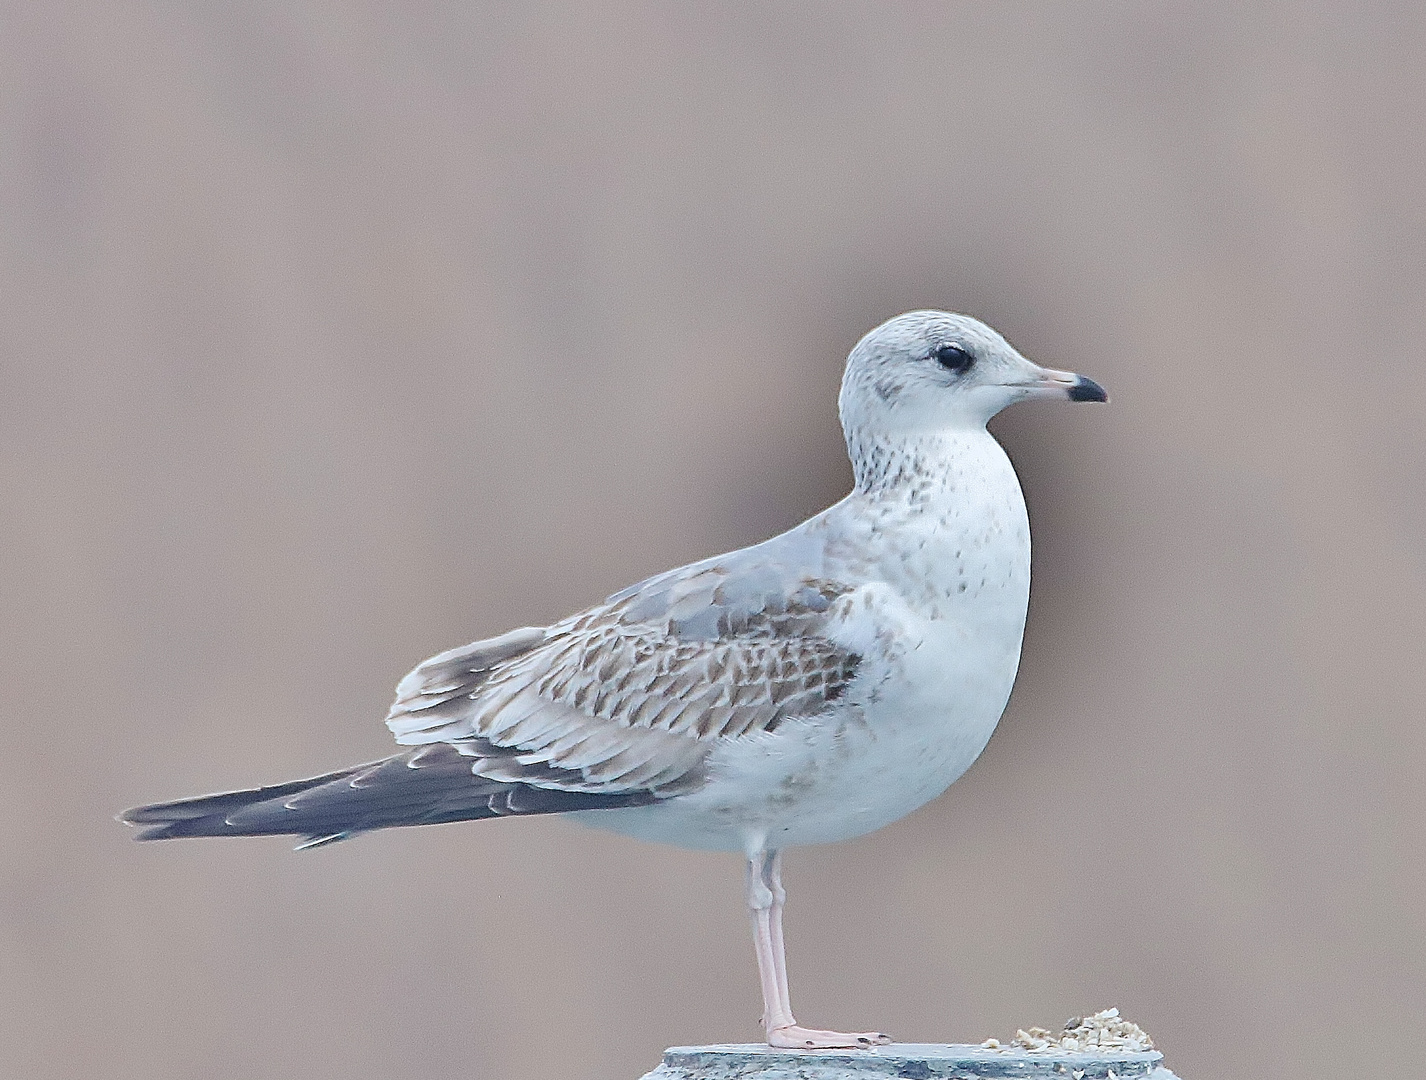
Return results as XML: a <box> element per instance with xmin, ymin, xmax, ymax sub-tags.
<box><xmin>766</xmin><ymin>1024</ymin><xmax>892</xmax><ymax>1049</ymax></box>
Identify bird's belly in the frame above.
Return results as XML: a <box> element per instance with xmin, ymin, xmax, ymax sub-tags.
<box><xmin>574</xmin><ymin>613</ymin><xmax>1024</xmax><ymax>854</ymax></box>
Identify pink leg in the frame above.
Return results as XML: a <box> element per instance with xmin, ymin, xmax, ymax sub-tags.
<box><xmin>746</xmin><ymin>849</ymin><xmax>891</xmax><ymax>1049</ymax></box>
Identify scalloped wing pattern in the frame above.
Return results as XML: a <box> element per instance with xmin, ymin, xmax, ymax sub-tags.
<box><xmin>385</xmin><ymin>564</ymin><xmax>860</xmax><ymax>795</ymax></box>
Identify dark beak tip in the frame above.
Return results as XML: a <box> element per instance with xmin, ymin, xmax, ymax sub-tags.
<box><xmin>1068</xmin><ymin>376</ymin><xmax>1109</xmax><ymax>403</ymax></box>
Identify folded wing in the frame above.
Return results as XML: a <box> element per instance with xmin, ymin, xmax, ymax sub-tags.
<box><xmin>386</xmin><ymin>561</ymin><xmax>862</xmax><ymax>795</ymax></box>
<box><xmin>122</xmin><ymin>556</ymin><xmax>862</xmax><ymax>845</ymax></box>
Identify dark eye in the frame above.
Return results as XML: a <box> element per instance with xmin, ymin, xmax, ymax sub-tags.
<box><xmin>932</xmin><ymin>343</ymin><xmax>975</xmax><ymax>374</ymax></box>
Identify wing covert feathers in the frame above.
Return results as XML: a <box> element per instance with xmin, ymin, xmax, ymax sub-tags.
<box><xmin>384</xmin><ymin>566</ymin><xmax>860</xmax><ymax>795</ymax></box>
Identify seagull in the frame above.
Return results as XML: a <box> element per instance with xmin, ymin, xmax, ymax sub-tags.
<box><xmin>121</xmin><ymin>311</ymin><xmax>1107</xmax><ymax>1049</ymax></box>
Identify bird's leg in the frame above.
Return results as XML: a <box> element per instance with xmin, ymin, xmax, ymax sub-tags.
<box><xmin>747</xmin><ymin>850</ymin><xmax>794</xmax><ymax>1034</ymax></box>
<box><xmin>746</xmin><ymin>848</ymin><xmax>891</xmax><ymax>1050</ymax></box>
<box><xmin>764</xmin><ymin>850</ymin><xmax>793</xmax><ymax>1020</ymax></box>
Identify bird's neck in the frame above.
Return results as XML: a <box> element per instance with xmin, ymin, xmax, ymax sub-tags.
<box><xmin>847</xmin><ymin>426</ymin><xmax>998</xmax><ymax>499</ymax></box>
<box><xmin>835</xmin><ymin>425</ymin><xmax>1030</xmax><ymax>626</ymax></box>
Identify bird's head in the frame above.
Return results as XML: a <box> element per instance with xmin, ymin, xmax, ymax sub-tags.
<box><xmin>838</xmin><ymin>310</ymin><xmax>1107</xmax><ymax>438</ymax></box>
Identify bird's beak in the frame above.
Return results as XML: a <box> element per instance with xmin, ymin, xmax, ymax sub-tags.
<box><xmin>1012</xmin><ymin>366</ymin><xmax>1109</xmax><ymax>403</ymax></box>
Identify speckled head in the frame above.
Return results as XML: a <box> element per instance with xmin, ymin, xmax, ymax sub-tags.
<box><xmin>838</xmin><ymin>311</ymin><xmax>1107</xmax><ymax>438</ymax></box>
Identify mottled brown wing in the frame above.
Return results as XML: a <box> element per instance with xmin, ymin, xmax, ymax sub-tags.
<box><xmin>386</xmin><ymin>563</ymin><xmax>860</xmax><ymax>795</ymax></box>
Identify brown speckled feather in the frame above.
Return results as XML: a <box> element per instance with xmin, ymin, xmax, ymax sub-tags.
<box><xmin>386</xmin><ymin>562</ymin><xmax>861</xmax><ymax>795</ymax></box>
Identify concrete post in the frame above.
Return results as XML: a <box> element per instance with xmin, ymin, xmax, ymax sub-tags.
<box><xmin>639</xmin><ymin>1043</ymin><xmax>1182</xmax><ymax>1080</ymax></box>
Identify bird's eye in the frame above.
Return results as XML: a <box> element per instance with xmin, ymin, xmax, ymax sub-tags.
<box><xmin>932</xmin><ymin>343</ymin><xmax>975</xmax><ymax>374</ymax></box>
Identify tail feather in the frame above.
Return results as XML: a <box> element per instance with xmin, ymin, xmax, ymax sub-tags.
<box><xmin>119</xmin><ymin>744</ymin><xmax>657</xmax><ymax>846</ymax></box>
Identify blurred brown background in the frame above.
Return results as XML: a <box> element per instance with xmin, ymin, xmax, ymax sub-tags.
<box><xmin>2</xmin><ymin>3</ymin><xmax>1423</xmax><ymax>1079</ymax></box>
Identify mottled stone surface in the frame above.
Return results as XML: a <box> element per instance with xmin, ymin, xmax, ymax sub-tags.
<box><xmin>639</xmin><ymin>1044</ymin><xmax>1181</xmax><ymax>1080</ymax></box>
